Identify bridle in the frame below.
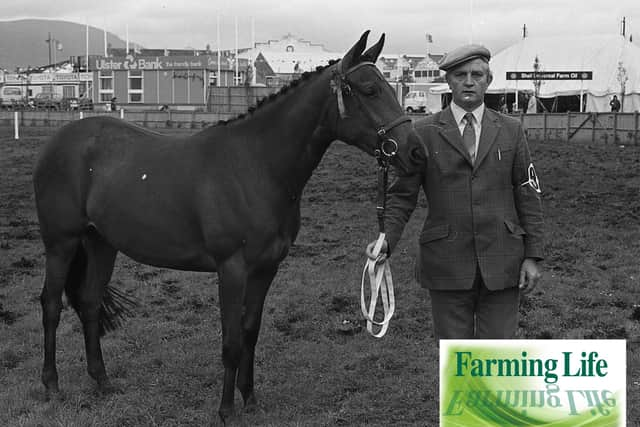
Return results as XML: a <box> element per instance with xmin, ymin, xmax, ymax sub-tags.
<box><xmin>330</xmin><ymin>60</ymin><xmax>411</xmax><ymax>170</ymax></box>
<box><xmin>330</xmin><ymin>60</ymin><xmax>406</xmax><ymax>337</ymax></box>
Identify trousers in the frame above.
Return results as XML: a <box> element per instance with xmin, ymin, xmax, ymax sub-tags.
<box><xmin>428</xmin><ymin>265</ymin><xmax>520</xmax><ymax>340</ymax></box>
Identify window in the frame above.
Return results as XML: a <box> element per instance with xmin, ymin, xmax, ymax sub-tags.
<box><xmin>99</xmin><ymin>70</ymin><xmax>114</xmax><ymax>102</ymax></box>
<box><xmin>128</xmin><ymin>70</ymin><xmax>143</xmax><ymax>103</ymax></box>
<box><xmin>62</xmin><ymin>85</ymin><xmax>75</xmax><ymax>98</ymax></box>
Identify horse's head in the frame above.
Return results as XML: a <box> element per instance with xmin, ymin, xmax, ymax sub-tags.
<box><xmin>326</xmin><ymin>31</ymin><xmax>426</xmax><ymax>174</ymax></box>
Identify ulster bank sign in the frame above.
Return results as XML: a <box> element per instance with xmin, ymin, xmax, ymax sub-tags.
<box><xmin>92</xmin><ymin>55</ymin><xmax>230</xmax><ymax>71</ymax></box>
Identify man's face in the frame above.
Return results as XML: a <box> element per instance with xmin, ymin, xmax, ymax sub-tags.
<box><xmin>446</xmin><ymin>58</ymin><xmax>493</xmax><ymax>111</ymax></box>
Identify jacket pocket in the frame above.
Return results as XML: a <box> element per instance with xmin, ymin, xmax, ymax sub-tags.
<box><xmin>419</xmin><ymin>224</ymin><xmax>450</xmax><ymax>244</ymax></box>
<box><xmin>504</xmin><ymin>219</ymin><xmax>526</xmax><ymax>236</ymax></box>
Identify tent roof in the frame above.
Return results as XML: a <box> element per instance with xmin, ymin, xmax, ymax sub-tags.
<box><xmin>431</xmin><ymin>34</ymin><xmax>640</xmax><ymax>97</ymax></box>
<box><xmin>489</xmin><ymin>34</ymin><xmax>640</xmax><ymax>97</ymax></box>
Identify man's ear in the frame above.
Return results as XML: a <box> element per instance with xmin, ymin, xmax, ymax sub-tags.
<box><xmin>487</xmin><ymin>70</ymin><xmax>494</xmax><ymax>86</ymax></box>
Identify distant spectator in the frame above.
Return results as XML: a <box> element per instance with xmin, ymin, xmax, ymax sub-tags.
<box><xmin>499</xmin><ymin>96</ymin><xmax>508</xmax><ymax>113</ymax></box>
<box><xmin>609</xmin><ymin>95</ymin><xmax>621</xmax><ymax>112</ymax></box>
<box><xmin>110</xmin><ymin>97</ymin><xmax>117</xmax><ymax>112</ymax></box>
<box><xmin>519</xmin><ymin>92</ymin><xmax>530</xmax><ymax>114</ymax></box>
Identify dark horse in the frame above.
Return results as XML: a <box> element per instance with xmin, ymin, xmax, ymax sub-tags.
<box><xmin>33</xmin><ymin>31</ymin><xmax>424</xmax><ymax>422</ymax></box>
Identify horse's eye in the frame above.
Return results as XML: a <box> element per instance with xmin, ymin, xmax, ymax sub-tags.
<box><xmin>362</xmin><ymin>84</ymin><xmax>378</xmax><ymax>97</ymax></box>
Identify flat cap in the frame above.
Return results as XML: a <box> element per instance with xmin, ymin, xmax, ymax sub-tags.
<box><xmin>438</xmin><ymin>44</ymin><xmax>491</xmax><ymax>71</ymax></box>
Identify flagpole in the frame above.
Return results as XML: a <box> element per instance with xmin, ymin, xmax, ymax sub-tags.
<box><xmin>126</xmin><ymin>24</ymin><xmax>129</xmax><ymax>54</ymax></box>
<box><xmin>217</xmin><ymin>12</ymin><xmax>221</xmax><ymax>87</ymax></box>
<box><xmin>234</xmin><ymin>15</ymin><xmax>238</xmax><ymax>86</ymax></box>
<box><xmin>469</xmin><ymin>0</ymin><xmax>473</xmax><ymax>44</ymax></box>
<box><xmin>85</xmin><ymin>19</ymin><xmax>89</xmax><ymax>98</ymax></box>
<box><xmin>86</xmin><ymin>20</ymin><xmax>89</xmax><ymax>71</ymax></box>
<box><xmin>104</xmin><ymin>19</ymin><xmax>108</xmax><ymax>57</ymax></box>
<box><xmin>251</xmin><ymin>16</ymin><xmax>256</xmax><ymax>86</ymax></box>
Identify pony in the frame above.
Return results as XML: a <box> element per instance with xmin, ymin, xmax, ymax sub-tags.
<box><xmin>33</xmin><ymin>30</ymin><xmax>425</xmax><ymax>422</ymax></box>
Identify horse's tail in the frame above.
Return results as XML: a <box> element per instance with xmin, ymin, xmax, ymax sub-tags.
<box><xmin>64</xmin><ymin>243</ymin><xmax>138</xmax><ymax>336</ymax></box>
<box><xmin>99</xmin><ymin>284</ymin><xmax>138</xmax><ymax>335</ymax></box>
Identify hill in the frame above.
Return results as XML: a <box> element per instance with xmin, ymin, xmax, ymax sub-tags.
<box><xmin>0</xmin><ymin>19</ymin><xmax>129</xmax><ymax>71</ymax></box>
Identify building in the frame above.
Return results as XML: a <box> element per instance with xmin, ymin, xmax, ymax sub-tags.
<box><xmin>412</xmin><ymin>54</ymin><xmax>444</xmax><ymax>83</ymax></box>
<box><xmin>88</xmin><ymin>48</ymin><xmax>249</xmax><ymax>109</ymax></box>
<box><xmin>240</xmin><ymin>33</ymin><xmax>341</xmax><ymax>86</ymax></box>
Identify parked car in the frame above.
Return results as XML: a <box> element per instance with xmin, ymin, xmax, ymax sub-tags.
<box><xmin>403</xmin><ymin>90</ymin><xmax>429</xmax><ymax>113</ymax></box>
<box><xmin>34</xmin><ymin>92</ymin><xmax>64</xmax><ymax>110</ymax></box>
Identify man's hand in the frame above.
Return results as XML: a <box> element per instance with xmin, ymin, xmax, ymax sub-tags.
<box><xmin>519</xmin><ymin>258</ymin><xmax>542</xmax><ymax>293</ymax></box>
<box><xmin>365</xmin><ymin>239</ymin><xmax>389</xmax><ymax>265</ymax></box>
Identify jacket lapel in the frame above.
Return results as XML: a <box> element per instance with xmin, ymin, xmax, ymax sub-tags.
<box><xmin>438</xmin><ymin>107</ymin><xmax>472</xmax><ymax>165</ymax></box>
<box><xmin>474</xmin><ymin>109</ymin><xmax>501</xmax><ymax>170</ymax></box>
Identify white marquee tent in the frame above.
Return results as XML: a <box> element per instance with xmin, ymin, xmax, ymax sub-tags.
<box><xmin>432</xmin><ymin>35</ymin><xmax>640</xmax><ymax>112</ymax></box>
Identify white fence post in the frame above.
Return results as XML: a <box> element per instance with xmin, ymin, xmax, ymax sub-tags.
<box><xmin>14</xmin><ymin>111</ymin><xmax>19</xmax><ymax>140</ymax></box>
<box><xmin>79</xmin><ymin>111</ymin><xmax>84</xmax><ymax>120</ymax></box>
<box><xmin>120</xmin><ymin>108</ymin><xmax>124</xmax><ymax>120</ymax></box>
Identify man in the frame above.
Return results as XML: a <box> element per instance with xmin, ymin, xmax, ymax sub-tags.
<box><xmin>609</xmin><ymin>95</ymin><xmax>621</xmax><ymax>112</ymax></box>
<box><xmin>367</xmin><ymin>44</ymin><xmax>544</xmax><ymax>340</ymax></box>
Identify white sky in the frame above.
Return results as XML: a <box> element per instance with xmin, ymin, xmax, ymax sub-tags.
<box><xmin>2</xmin><ymin>0</ymin><xmax>638</xmax><ymax>55</ymax></box>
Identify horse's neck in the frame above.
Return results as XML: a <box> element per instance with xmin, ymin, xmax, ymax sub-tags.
<box><xmin>246</xmin><ymin>74</ymin><xmax>336</xmax><ymax>195</ymax></box>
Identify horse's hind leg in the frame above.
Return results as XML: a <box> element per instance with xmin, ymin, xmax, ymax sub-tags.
<box><xmin>236</xmin><ymin>265</ymin><xmax>277</xmax><ymax>412</ymax></box>
<box><xmin>76</xmin><ymin>230</ymin><xmax>117</xmax><ymax>391</ymax></box>
<box><xmin>40</xmin><ymin>237</ymin><xmax>81</xmax><ymax>398</ymax></box>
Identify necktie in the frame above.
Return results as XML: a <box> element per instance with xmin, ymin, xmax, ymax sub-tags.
<box><xmin>463</xmin><ymin>112</ymin><xmax>476</xmax><ymax>162</ymax></box>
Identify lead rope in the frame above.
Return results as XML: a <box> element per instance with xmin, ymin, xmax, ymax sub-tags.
<box><xmin>361</xmin><ymin>158</ymin><xmax>395</xmax><ymax>337</ymax></box>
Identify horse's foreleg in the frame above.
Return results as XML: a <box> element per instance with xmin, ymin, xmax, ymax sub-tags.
<box><xmin>217</xmin><ymin>251</ymin><xmax>249</xmax><ymax>422</ymax></box>
<box><xmin>236</xmin><ymin>265</ymin><xmax>277</xmax><ymax>411</ymax></box>
<box><xmin>40</xmin><ymin>239</ymin><xmax>80</xmax><ymax>398</ymax></box>
<box><xmin>78</xmin><ymin>232</ymin><xmax>117</xmax><ymax>392</ymax></box>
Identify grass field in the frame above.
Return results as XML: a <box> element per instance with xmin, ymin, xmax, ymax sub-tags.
<box><xmin>0</xmin><ymin>127</ymin><xmax>639</xmax><ymax>426</ymax></box>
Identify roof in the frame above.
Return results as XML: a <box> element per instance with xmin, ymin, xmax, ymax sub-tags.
<box><xmin>255</xmin><ymin>51</ymin><xmax>338</xmax><ymax>74</ymax></box>
<box><xmin>240</xmin><ymin>33</ymin><xmax>341</xmax><ymax>74</ymax></box>
<box><xmin>431</xmin><ymin>34</ymin><xmax>640</xmax><ymax>97</ymax></box>
<box><xmin>488</xmin><ymin>34</ymin><xmax>640</xmax><ymax>97</ymax></box>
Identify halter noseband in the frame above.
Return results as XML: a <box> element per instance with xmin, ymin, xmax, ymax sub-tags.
<box><xmin>330</xmin><ymin>60</ymin><xmax>412</xmax><ymax>167</ymax></box>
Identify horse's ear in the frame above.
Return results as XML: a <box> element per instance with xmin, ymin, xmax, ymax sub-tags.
<box><xmin>361</xmin><ymin>33</ymin><xmax>385</xmax><ymax>63</ymax></box>
<box><xmin>342</xmin><ymin>30</ymin><xmax>370</xmax><ymax>69</ymax></box>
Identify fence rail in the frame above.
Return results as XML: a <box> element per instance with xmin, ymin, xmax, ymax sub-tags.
<box><xmin>1</xmin><ymin>110</ymin><xmax>639</xmax><ymax>144</ymax></box>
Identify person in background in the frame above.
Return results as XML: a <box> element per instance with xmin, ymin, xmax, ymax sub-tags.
<box><xmin>366</xmin><ymin>44</ymin><xmax>544</xmax><ymax>340</ymax></box>
<box><xmin>110</xmin><ymin>97</ymin><xmax>117</xmax><ymax>112</ymax></box>
<box><xmin>609</xmin><ymin>95</ymin><xmax>621</xmax><ymax>112</ymax></box>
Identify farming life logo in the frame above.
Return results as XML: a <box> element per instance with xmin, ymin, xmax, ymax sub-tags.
<box><xmin>440</xmin><ymin>340</ymin><xmax>626</xmax><ymax>426</ymax></box>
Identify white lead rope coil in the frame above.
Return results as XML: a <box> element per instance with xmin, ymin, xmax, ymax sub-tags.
<box><xmin>361</xmin><ymin>232</ymin><xmax>395</xmax><ymax>337</ymax></box>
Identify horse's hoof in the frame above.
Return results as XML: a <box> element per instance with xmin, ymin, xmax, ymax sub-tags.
<box><xmin>218</xmin><ymin>406</ymin><xmax>234</xmax><ymax>425</ymax></box>
<box><xmin>95</xmin><ymin>377</ymin><xmax>119</xmax><ymax>395</ymax></box>
<box><xmin>44</xmin><ymin>388</ymin><xmax>63</xmax><ymax>403</ymax></box>
<box><xmin>243</xmin><ymin>395</ymin><xmax>260</xmax><ymax>413</ymax></box>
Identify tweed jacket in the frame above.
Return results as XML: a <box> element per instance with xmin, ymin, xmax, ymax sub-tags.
<box><xmin>384</xmin><ymin>106</ymin><xmax>544</xmax><ymax>291</ymax></box>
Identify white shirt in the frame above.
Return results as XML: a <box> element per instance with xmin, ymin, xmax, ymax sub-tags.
<box><xmin>450</xmin><ymin>102</ymin><xmax>484</xmax><ymax>155</ymax></box>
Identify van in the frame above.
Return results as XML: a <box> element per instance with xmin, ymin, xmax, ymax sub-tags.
<box><xmin>403</xmin><ymin>90</ymin><xmax>429</xmax><ymax>113</ymax></box>
<box><xmin>1</xmin><ymin>86</ymin><xmax>25</xmax><ymax>103</ymax></box>
<box><xmin>0</xmin><ymin>86</ymin><xmax>26</xmax><ymax>109</ymax></box>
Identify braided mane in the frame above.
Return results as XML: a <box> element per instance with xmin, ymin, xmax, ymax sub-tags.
<box><xmin>214</xmin><ymin>59</ymin><xmax>340</xmax><ymax>126</ymax></box>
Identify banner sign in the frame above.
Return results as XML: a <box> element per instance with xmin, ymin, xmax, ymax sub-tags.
<box><xmin>90</xmin><ymin>55</ymin><xmax>242</xmax><ymax>71</ymax></box>
<box><xmin>3</xmin><ymin>72</ymin><xmax>92</xmax><ymax>84</ymax></box>
<box><xmin>506</xmin><ymin>71</ymin><xmax>593</xmax><ymax>80</ymax></box>
<box><xmin>440</xmin><ymin>340</ymin><xmax>626</xmax><ymax>426</ymax></box>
